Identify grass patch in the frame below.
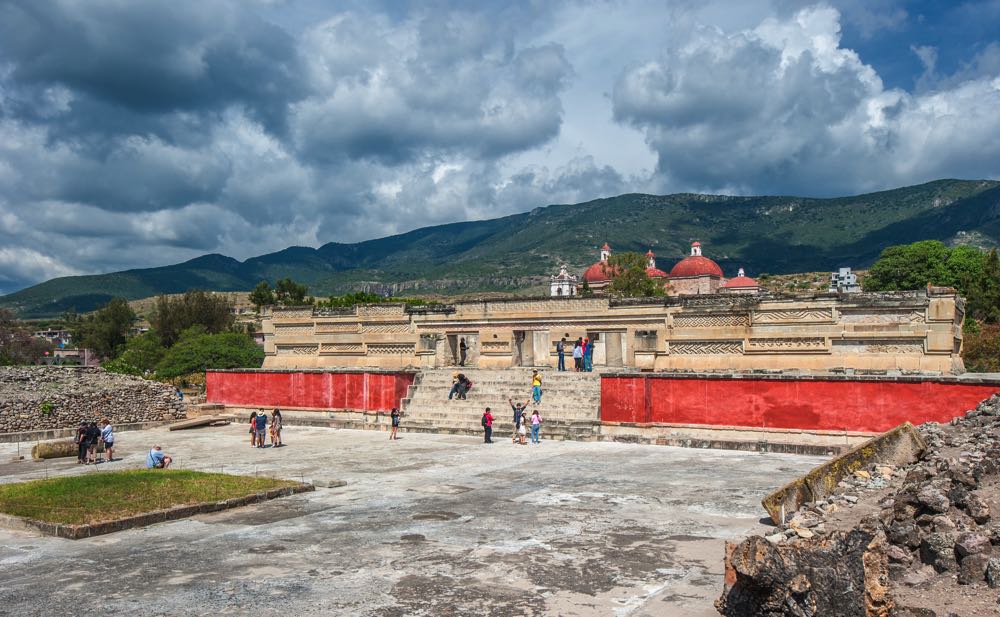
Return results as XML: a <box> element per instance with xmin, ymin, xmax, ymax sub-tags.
<box><xmin>0</xmin><ymin>470</ymin><xmax>299</xmax><ymax>526</ymax></box>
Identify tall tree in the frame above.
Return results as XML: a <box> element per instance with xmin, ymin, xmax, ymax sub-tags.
<box><xmin>273</xmin><ymin>278</ymin><xmax>310</xmax><ymax>305</ymax></box>
<box><xmin>249</xmin><ymin>281</ymin><xmax>275</xmax><ymax>311</ymax></box>
<box><xmin>76</xmin><ymin>298</ymin><xmax>135</xmax><ymax>359</ymax></box>
<box><xmin>968</xmin><ymin>248</ymin><xmax>1000</xmax><ymax>324</ymax></box>
<box><xmin>604</xmin><ymin>252</ymin><xmax>666</xmax><ymax>298</ymax></box>
<box><xmin>150</xmin><ymin>290</ymin><xmax>235</xmax><ymax>347</ymax></box>
<box><xmin>0</xmin><ymin>309</ymin><xmax>53</xmax><ymax>365</ymax></box>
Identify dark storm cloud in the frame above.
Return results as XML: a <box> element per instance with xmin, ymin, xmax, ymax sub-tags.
<box><xmin>0</xmin><ymin>0</ymin><xmax>305</xmax><ymax>128</ymax></box>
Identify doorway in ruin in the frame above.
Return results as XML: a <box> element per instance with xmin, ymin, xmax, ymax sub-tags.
<box><xmin>513</xmin><ymin>331</ymin><xmax>530</xmax><ymax>366</ymax></box>
<box><xmin>446</xmin><ymin>335</ymin><xmax>459</xmax><ymax>365</ymax></box>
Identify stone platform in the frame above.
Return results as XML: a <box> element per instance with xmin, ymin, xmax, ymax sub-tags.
<box><xmin>0</xmin><ymin>423</ymin><xmax>826</xmax><ymax>616</ymax></box>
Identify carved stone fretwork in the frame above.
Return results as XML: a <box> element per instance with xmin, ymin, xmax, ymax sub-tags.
<box><xmin>832</xmin><ymin>339</ymin><xmax>925</xmax><ymax>354</ymax></box>
<box><xmin>746</xmin><ymin>337</ymin><xmax>827</xmax><ymax>352</ymax></box>
<box><xmin>670</xmin><ymin>341</ymin><xmax>744</xmax><ymax>355</ymax></box>
<box><xmin>838</xmin><ymin>309</ymin><xmax>926</xmax><ymax>324</ymax></box>
<box><xmin>357</xmin><ymin>304</ymin><xmax>405</xmax><ymax>317</ymax></box>
<box><xmin>273</xmin><ymin>325</ymin><xmax>314</xmax><ymax>336</ymax></box>
<box><xmin>465</xmin><ymin>298</ymin><xmax>608</xmax><ymax>315</ymax></box>
<box><xmin>320</xmin><ymin>343</ymin><xmax>362</xmax><ymax>353</ymax></box>
<box><xmin>480</xmin><ymin>341</ymin><xmax>510</xmax><ymax>353</ymax></box>
<box><xmin>752</xmin><ymin>309</ymin><xmax>833</xmax><ymax>324</ymax></box>
<box><xmin>360</xmin><ymin>322</ymin><xmax>411</xmax><ymax>334</ymax></box>
<box><xmin>276</xmin><ymin>345</ymin><xmax>319</xmax><ymax>356</ymax></box>
<box><xmin>673</xmin><ymin>314</ymin><xmax>749</xmax><ymax>328</ymax></box>
<box><xmin>316</xmin><ymin>323</ymin><xmax>360</xmax><ymax>334</ymax></box>
<box><xmin>274</xmin><ymin>308</ymin><xmax>313</xmax><ymax>319</ymax></box>
<box><xmin>313</xmin><ymin>307</ymin><xmax>356</xmax><ymax>318</ymax></box>
<box><xmin>367</xmin><ymin>343</ymin><xmax>416</xmax><ymax>355</ymax></box>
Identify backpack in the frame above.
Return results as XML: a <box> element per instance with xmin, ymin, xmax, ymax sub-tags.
<box><xmin>481</xmin><ymin>414</ymin><xmax>488</xmax><ymax>427</ymax></box>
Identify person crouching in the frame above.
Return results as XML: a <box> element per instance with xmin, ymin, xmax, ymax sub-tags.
<box><xmin>146</xmin><ymin>445</ymin><xmax>172</xmax><ymax>469</ymax></box>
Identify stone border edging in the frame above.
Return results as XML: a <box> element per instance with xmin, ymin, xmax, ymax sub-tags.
<box><xmin>0</xmin><ymin>483</ymin><xmax>315</xmax><ymax>540</ymax></box>
<box><xmin>0</xmin><ymin>421</ymin><xmax>171</xmax><ymax>444</ymax></box>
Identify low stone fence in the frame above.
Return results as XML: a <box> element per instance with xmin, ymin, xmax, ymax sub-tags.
<box><xmin>0</xmin><ymin>367</ymin><xmax>186</xmax><ymax>433</ymax></box>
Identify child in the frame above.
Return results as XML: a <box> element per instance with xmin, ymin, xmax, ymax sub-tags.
<box><xmin>530</xmin><ymin>409</ymin><xmax>542</xmax><ymax>444</ymax></box>
<box><xmin>518</xmin><ymin>412</ymin><xmax>528</xmax><ymax>445</ymax></box>
<box><xmin>390</xmin><ymin>407</ymin><xmax>401</xmax><ymax>440</ymax></box>
<box><xmin>271</xmin><ymin>409</ymin><xmax>283</xmax><ymax>447</ymax></box>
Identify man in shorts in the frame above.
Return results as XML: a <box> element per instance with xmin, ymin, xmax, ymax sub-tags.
<box><xmin>146</xmin><ymin>445</ymin><xmax>172</xmax><ymax>469</ymax></box>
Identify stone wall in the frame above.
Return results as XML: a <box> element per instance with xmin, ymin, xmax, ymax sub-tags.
<box><xmin>261</xmin><ymin>289</ymin><xmax>966</xmax><ymax>373</ymax></box>
<box><xmin>0</xmin><ymin>367</ymin><xmax>186</xmax><ymax>434</ymax></box>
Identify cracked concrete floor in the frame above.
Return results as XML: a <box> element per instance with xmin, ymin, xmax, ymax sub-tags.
<box><xmin>0</xmin><ymin>425</ymin><xmax>825</xmax><ymax>616</ymax></box>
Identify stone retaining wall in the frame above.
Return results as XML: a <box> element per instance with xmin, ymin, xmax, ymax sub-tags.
<box><xmin>0</xmin><ymin>367</ymin><xmax>185</xmax><ymax>433</ymax></box>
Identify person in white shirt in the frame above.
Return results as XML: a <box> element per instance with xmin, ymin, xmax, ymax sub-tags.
<box><xmin>100</xmin><ymin>419</ymin><xmax>115</xmax><ymax>462</ymax></box>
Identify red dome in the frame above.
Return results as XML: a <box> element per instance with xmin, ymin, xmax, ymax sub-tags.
<box><xmin>646</xmin><ymin>267</ymin><xmax>668</xmax><ymax>278</ymax></box>
<box><xmin>722</xmin><ymin>275</ymin><xmax>758</xmax><ymax>288</ymax></box>
<box><xmin>583</xmin><ymin>261</ymin><xmax>615</xmax><ymax>282</ymax></box>
<box><xmin>669</xmin><ymin>255</ymin><xmax>723</xmax><ymax>278</ymax></box>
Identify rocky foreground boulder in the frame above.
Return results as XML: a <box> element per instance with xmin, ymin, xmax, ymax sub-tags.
<box><xmin>718</xmin><ymin>393</ymin><xmax>1000</xmax><ymax>617</ymax></box>
<box><xmin>0</xmin><ymin>366</ymin><xmax>185</xmax><ymax>433</ymax></box>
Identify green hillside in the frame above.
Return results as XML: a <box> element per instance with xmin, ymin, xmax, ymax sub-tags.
<box><xmin>3</xmin><ymin>179</ymin><xmax>999</xmax><ymax>317</ymax></box>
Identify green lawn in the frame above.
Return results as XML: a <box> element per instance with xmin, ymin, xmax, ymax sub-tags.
<box><xmin>0</xmin><ymin>470</ymin><xmax>299</xmax><ymax>525</ymax></box>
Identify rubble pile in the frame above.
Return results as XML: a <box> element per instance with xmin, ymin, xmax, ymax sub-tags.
<box><xmin>719</xmin><ymin>393</ymin><xmax>1000</xmax><ymax>616</ymax></box>
<box><xmin>0</xmin><ymin>366</ymin><xmax>185</xmax><ymax>433</ymax></box>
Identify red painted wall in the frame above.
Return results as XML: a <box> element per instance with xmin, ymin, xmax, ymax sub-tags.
<box><xmin>601</xmin><ymin>375</ymin><xmax>1000</xmax><ymax>433</ymax></box>
<box><xmin>206</xmin><ymin>371</ymin><xmax>415</xmax><ymax>412</ymax></box>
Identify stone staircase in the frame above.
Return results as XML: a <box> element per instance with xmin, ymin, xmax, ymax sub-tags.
<box><xmin>400</xmin><ymin>369</ymin><xmax>603</xmax><ymax>441</ymax></box>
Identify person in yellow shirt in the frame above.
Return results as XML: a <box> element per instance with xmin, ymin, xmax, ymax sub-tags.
<box><xmin>531</xmin><ymin>369</ymin><xmax>542</xmax><ymax>404</ymax></box>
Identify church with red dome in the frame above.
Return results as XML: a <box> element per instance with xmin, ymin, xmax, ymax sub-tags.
<box><xmin>574</xmin><ymin>241</ymin><xmax>760</xmax><ymax>296</ymax></box>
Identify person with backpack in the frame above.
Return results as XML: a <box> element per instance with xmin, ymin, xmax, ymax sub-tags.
<box><xmin>85</xmin><ymin>421</ymin><xmax>101</xmax><ymax>464</ymax></box>
<box><xmin>75</xmin><ymin>421</ymin><xmax>89</xmax><ymax>464</ymax></box>
<box><xmin>481</xmin><ymin>407</ymin><xmax>494</xmax><ymax>443</ymax></box>
<box><xmin>530</xmin><ymin>409</ymin><xmax>542</xmax><ymax>444</ymax></box>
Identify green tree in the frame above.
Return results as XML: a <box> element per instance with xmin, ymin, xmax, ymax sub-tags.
<box><xmin>273</xmin><ymin>278</ymin><xmax>310</xmax><ymax>305</ymax></box>
<box><xmin>963</xmin><ymin>323</ymin><xmax>1000</xmax><ymax>372</ymax></box>
<box><xmin>863</xmin><ymin>241</ymin><xmax>955</xmax><ymax>291</ymax></box>
<box><xmin>150</xmin><ymin>290</ymin><xmax>235</xmax><ymax>347</ymax></box>
<box><xmin>249</xmin><ymin>281</ymin><xmax>275</xmax><ymax>311</ymax></box>
<box><xmin>0</xmin><ymin>309</ymin><xmax>53</xmax><ymax>365</ymax></box>
<box><xmin>604</xmin><ymin>252</ymin><xmax>666</xmax><ymax>298</ymax></box>
<box><xmin>76</xmin><ymin>298</ymin><xmax>135</xmax><ymax>359</ymax></box>
<box><xmin>968</xmin><ymin>248</ymin><xmax>1000</xmax><ymax>324</ymax></box>
<box><xmin>116</xmin><ymin>332</ymin><xmax>167</xmax><ymax>374</ymax></box>
<box><xmin>155</xmin><ymin>329</ymin><xmax>265</xmax><ymax>380</ymax></box>
<box><xmin>579</xmin><ymin>280</ymin><xmax>594</xmax><ymax>297</ymax></box>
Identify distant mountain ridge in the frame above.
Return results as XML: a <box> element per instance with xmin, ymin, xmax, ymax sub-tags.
<box><xmin>3</xmin><ymin>178</ymin><xmax>1000</xmax><ymax>317</ymax></box>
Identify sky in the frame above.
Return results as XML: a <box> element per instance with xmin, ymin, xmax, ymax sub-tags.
<box><xmin>0</xmin><ymin>0</ymin><xmax>998</xmax><ymax>294</ymax></box>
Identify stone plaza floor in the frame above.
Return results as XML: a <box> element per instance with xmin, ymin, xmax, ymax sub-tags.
<box><xmin>0</xmin><ymin>424</ymin><xmax>825</xmax><ymax>616</ymax></box>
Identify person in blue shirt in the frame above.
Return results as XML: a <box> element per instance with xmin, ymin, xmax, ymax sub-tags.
<box><xmin>146</xmin><ymin>445</ymin><xmax>172</xmax><ymax>469</ymax></box>
<box><xmin>255</xmin><ymin>411</ymin><xmax>267</xmax><ymax>448</ymax></box>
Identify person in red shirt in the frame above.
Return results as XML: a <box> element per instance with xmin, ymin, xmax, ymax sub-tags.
<box><xmin>481</xmin><ymin>407</ymin><xmax>494</xmax><ymax>444</ymax></box>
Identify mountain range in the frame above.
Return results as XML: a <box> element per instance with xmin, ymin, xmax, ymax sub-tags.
<box><xmin>3</xmin><ymin>178</ymin><xmax>1000</xmax><ymax>318</ymax></box>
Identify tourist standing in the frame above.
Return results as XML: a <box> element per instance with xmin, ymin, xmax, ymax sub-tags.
<box><xmin>249</xmin><ymin>411</ymin><xmax>258</xmax><ymax>447</ymax></box>
<box><xmin>86</xmin><ymin>421</ymin><xmax>100</xmax><ymax>464</ymax></box>
<box><xmin>530</xmin><ymin>409</ymin><xmax>542</xmax><ymax>444</ymax></box>
<box><xmin>459</xmin><ymin>337</ymin><xmax>468</xmax><ymax>366</ymax></box>
<box><xmin>531</xmin><ymin>370</ymin><xmax>543</xmax><ymax>404</ymax></box>
<box><xmin>518</xmin><ymin>412</ymin><xmax>528</xmax><ymax>445</ymax></box>
<box><xmin>556</xmin><ymin>338</ymin><xmax>566</xmax><ymax>371</ymax></box>
<box><xmin>573</xmin><ymin>339</ymin><xmax>583</xmax><ymax>371</ymax></box>
<box><xmin>75</xmin><ymin>421</ymin><xmax>89</xmax><ymax>464</ymax></box>
<box><xmin>509</xmin><ymin>397</ymin><xmax>528</xmax><ymax>443</ymax></box>
<box><xmin>255</xmin><ymin>411</ymin><xmax>267</xmax><ymax>448</ymax></box>
<box><xmin>584</xmin><ymin>338</ymin><xmax>594</xmax><ymax>372</ymax></box>
<box><xmin>482</xmin><ymin>407</ymin><xmax>494</xmax><ymax>443</ymax></box>
<box><xmin>271</xmin><ymin>409</ymin><xmax>283</xmax><ymax>447</ymax></box>
<box><xmin>390</xmin><ymin>407</ymin><xmax>402</xmax><ymax>440</ymax></box>
<box><xmin>100</xmin><ymin>419</ymin><xmax>115</xmax><ymax>462</ymax></box>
